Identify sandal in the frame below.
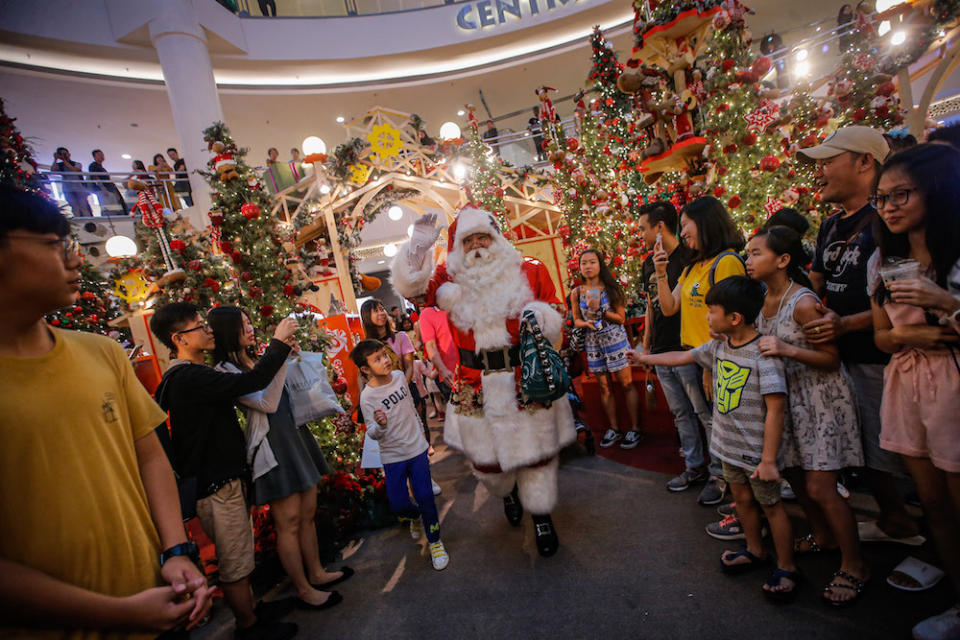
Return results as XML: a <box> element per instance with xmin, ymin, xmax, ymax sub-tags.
<box><xmin>887</xmin><ymin>557</ymin><xmax>944</xmax><ymax>592</ymax></box>
<box><xmin>794</xmin><ymin>533</ymin><xmax>839</xmax><ymax>556</ymax></box>
<box><xmin>822</xmin><ymin>569</ymin><xmax>868</xmax><ymax>608</ymax></box>
<box><xmin>763</xmin><ymin>568</ymin><xmax>800</xmax><ymax>604</ymax></box>
<box><xmin>720</xmin><ymin>548</ymin><xmax>768</xmax><ymax>575</ymax></box>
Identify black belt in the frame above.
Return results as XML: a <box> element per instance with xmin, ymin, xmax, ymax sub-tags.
<box><xmin>198</xmin><ymin>476</ymin><xmax>241</xmax><ymax>499</ymax></box>
<box><xmin>458</xmin><ymin>346</ymin><xmax>520</xmax><ymax>372</ymax></box>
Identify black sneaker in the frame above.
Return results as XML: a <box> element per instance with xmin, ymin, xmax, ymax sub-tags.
<box><xmin>705</xmin><ymin>514</ymin><xmax>768</xmax><ymax>540</ymax></box>
<box><xmin>666</xmin><ymin>467</ymin><xmax>708</xmax><ymax>492</ymax></box>
<box><xmin>697</xmin><ymin>475</ymin><xmax>728</xmax><ymax>505</ymax></box>
<box><xmin>600</xmin><ymin>429</ymin><xmax>622</xmax><ymax>448</ymax></box>
<box><xmin>235</xmin><ymin>621</ymin><xmax>298</xmax><ymax>640</ymax></box>
<box><xmin>532</xmin><ymin>515</ymin><xmax>559</xmax><ymax>557</ymax></box>
<box><xmin>717</xmin><ymin>501</ymin><xmax>737</xmax><ymax>517</ymax></box>
<box><xmin>620</xmin><ymin>430</ymin><xmax>643</xmax><ymax>450</ymax></box>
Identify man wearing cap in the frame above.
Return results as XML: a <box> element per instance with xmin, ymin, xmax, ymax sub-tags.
<box><xmin>799</xmin><ymin>126</ymin><xmax>922</xmax><ymax>548</ymax></box>
<box><xmin>391</xmin><ymin>208</ymin><xmax>575</xmax><ymax>558</ymax></box>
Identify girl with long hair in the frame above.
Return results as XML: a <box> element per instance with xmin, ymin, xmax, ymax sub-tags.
<box><xmin>746</xmin><ymin>226</ymin><xmax>867</xmax><ymax>606</ymax></box>
<box><xmin>656</xmin><ymin>196</ymin><xmax>746</xmax><ymax>506</ymax></box>
<box><xmin>208</xmin><ymin>307</ymin><xmax>351</xmax><ymax>611</ymax></box>
<box><xmin>869</xmin><ymin>144</ymin><xmax>960</xmax><ymax>638</ymax></box>
<box><xmin>571</xmin><ymin>249</ymin><xmax>641</xmax><ymax>449</ymax></box>
<box><xmin>149</xmin><ymin>153</ymin><xmax>180</xmax><ymax>210</ymax></box>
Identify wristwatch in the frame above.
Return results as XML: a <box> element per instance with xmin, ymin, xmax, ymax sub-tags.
<box><xmin>159</xmin><ymin>541</ymin><xmax>200</xmax><ymax>567</ymax></box>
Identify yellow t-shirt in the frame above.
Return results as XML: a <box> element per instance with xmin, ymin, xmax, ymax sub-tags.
<box><xmin>0</xmin><ymin>329</ymin><xmax>168</xmax><ymax>639</ymax></box>
<box><xmin>677</xmin><ymin>253</ymin><xmax>746</xmax><ymax>348</ymax></box>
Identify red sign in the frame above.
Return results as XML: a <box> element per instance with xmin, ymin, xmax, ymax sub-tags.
<box><xmin>318</xmin><ymin>314</ymin><xmax>365</xmax><ymax>406</ymax></box>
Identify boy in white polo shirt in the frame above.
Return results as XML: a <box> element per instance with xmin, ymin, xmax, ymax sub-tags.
<box><xmin>351</xmin><ymin>339</ymin><xmax>449</xmax><ymax>571</ymax></box>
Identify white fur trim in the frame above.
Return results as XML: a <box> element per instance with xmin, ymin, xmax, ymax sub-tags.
<box><xmin>516</xmin><ymin>458</ymin><xmax>559</xmax><ymax>514</ymax></box>
<box><xmin>522</xmin><ymin>300</ymin><xmax>563</xmax><ymax>344</ymax></box>
<box><xmin>473</xmin><ymin>457</ymin><xmax>559</xmax><ymax>514</ymax></box>
<box><xmin>452</xmin><ymin>206</ymin><xmax>500</xmax><ymax>248</ymax></box>
<box><xmin>435</xmin><ymin>281</ymin><xmax>461</xmax><ymax>312</ymax></box>
<box><xmin>389</xmin><ymin>244</ymin><xmax>434</xmax><ymax>299</ymax></box>
<box><xmin>447</xmin><ymin>370</ymin><xmax>576</xmax><ymax>470</ymax></box>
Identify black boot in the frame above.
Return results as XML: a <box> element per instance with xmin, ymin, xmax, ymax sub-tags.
<box><xmin>503</xmin><ymin>485</ymin><xmax>523</xmax><ymax>527</ymax></box>
<box><xmin>532</xmin><ymin>514</ymin><xmax>559</xmax><ymax>557</ymax></box>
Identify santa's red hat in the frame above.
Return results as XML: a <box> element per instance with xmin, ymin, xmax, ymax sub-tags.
<box><xmin>446</xmin><ymin>205</ymin><xmax>501</xmax><ymax>250</ymax></box>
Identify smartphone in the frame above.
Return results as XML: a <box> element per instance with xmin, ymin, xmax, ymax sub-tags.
<box><xmin>655</xmin><ymin>232</ymin><xmax>663</xmax><ymax>250</ymax></box>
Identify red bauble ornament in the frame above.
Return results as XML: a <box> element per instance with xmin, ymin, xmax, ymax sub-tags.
<box><xmin>331</xmin><ymin>377</ymin><xmax>348</xmax><ymax>395</ymax></box>
<box><xmin>259</xmin><ymin>304</ymin><xmax>274</xmax><ymax>317</ymax></box>
<box><xmin>718</xmin><ymin>165</ymin><xmax>728</xmax><ymax>176</ymax></box>
<box><xmin>249</xmin><ymin>286</ymin><xmax>263</xmax><ymax>299</ymax></box>
<box><xmin>169</xmin><ymin>240</ymin><xmax>186</xmax><ymax>252</ymax></box>
<box><xmin>876</xmin><ymin>105</ymin><xmax>890</xmax><ymax>117</ymax></box>
<box><xmin>723</xmin><ymin>144</ymin><xmax>738</xmax><ymax>155</ymax></box>
<box><xmin>81</xmin><ymin>291</ymin><xmax>97</xmax><ymax>302</ymax></box>
<box><xmin>728</xmin><ymin>195</ymin><xmax>742</xmax><ymax>209</ymax></box>
<box><xmin>760</xmin><ymin>155</ymin><xmax>780</xmax><ymax>172</ymax></box>
<box><xmin>203</xmin><ymin>278</ymin><xmax>220</xmax><ymax>293</ymax></box>
<box><xmin>86</xmin><ymin>314</ymin><xmax>100</xmax><ymax>324</ymax></box>
<box><xmin>751</xmin><ymin>56</ymin><xmax>772</xmax><ymax>77</ymax></box>
<box><xmin>219</xmin><ymin>240</ymin><xmax>234</xmax><ymax>254</ymax></box>
<box><xmin>189</xmin><ymin>260</ymin><xmax>202</xmax><ymax>271</ymax></box>
<box><xmin>231</xmin><ymin>251</ymin><xmax>243</xmax><ymax>264</ymax></box>
<box><xmin>714</xmin><ymin>186</ymin><xmax>726</xmax><ymax>197</ymax></box>
<box><xmin>241</xmin><ymin>202</ymin><xmax>261</xmax><ymax>220</ymax></box>
<box><xmin>612</xmin><ymin>255</ymin><xmax>625</xmax><ymax>267</ymax></box>
<box><xmin>721</xmin><ymin>59</ymin><xmax>736</xmax><ymax>71</ymax></box>
<box><xmin>283</xmin><ymin>284</ymin><xmax>295</xmax><ymax>297</ymax></box>
<box><xmin>558</xmin><ymin>224</ymin><xmax>571</xmax><ymax>239</ymax></box>
<box><xmin>566</xmin><ymin>139</ymin><xmax>579</xmax><ymax>152</ymax></box>
<box><xmin>241</xmin><ymin>271</ymin><xmax>252</xmax><ymax>281</ymax></box>
<box><xmin>801</xmin><ymin>133</ymin><xmax>818</xmax><ymax>147</ymax></box>
<box><xmin>852</xmin><ymin>108</ymin><xmax>866</xmax><ymax>122</ymax></box>
<box><xmin>742</xmin><ymin>131</ymin><xmax>757</xmax><ymax>146</ymax></box>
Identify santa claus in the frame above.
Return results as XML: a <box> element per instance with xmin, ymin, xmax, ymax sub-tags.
<box><xmin>391</xmin><ymin>207</ymin><xmax>576</xmax><ymax>557</ymax></box>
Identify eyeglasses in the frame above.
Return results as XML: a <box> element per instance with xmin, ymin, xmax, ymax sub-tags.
<box><xmin>174</xmin><ymin>322</ymin><xmax>210</xmax><ymax>337</ymax></box>
<box><xmin>5</xmin><ymin>234</ymin><xmax>80</xmax><ymax>261</ymax></box>
<box><xmin>869</xmin><ymin>188</ymin><xmax>915</xmax><ymax>210</ymax></box>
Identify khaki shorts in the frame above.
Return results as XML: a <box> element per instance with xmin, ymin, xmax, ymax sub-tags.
<box><xmin>195</xmin><ymin>479</ymin><xmax>255</xmax><ymax>583</ymax></box>
<box><xmin>722</xmin><ymin>460</ymin><xmax>781</xmax><ymax>506</ymax></box>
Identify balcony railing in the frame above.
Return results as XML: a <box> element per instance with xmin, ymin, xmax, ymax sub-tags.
<box><xmin>38</xmin><ymin>170</ymin><xmax>193</xmax><ymax>218</ymax></box>
<box><xmin>233</xmin><ymin>0</ymin><xmax>464</xmax><ymax>19</ymax></box>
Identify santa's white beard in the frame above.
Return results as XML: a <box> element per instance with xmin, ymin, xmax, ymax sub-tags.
<box><xmin>445</xmin><ymin>239</ymin><xmax>532</xmax><ymax>350</ymax></box>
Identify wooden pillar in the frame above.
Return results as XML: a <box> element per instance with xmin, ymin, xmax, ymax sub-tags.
<box><xmin>323</xmin><ymin>205</ymin><xmax>358</xmax><ymax>313</ymax></box>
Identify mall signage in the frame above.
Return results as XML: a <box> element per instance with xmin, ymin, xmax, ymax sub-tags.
<box><xmin>456</xmin><ymin>0</ymin><xmax>590</xmax><ymax>30</ymax></box>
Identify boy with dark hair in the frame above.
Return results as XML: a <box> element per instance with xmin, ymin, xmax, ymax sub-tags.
<box><xmin>926</xmin><ymin>122</ymin><xmax>960</xmax><ymax>150</ymax></box>
<box><xmin>638</xmin><ymin>201</ymin><xmax>713</xmax><ymax>483</ymax></box>
<box><xmin>0</xmin><ymin>185</ymin><xmax>212</xmax><ymax>635</ymax></box>
<box><xmin>150</xmin><ymin>302</ymin><xmax>302</xmax><ymax>639</ymax></box>
<box><xmin>630</xmin><ymin>277</ymin><xmax>798</xmax><ymax>602</ymax></box>
<box><xmin>350</xmin><ymin>339</ymin><xmax>449</xmax><ymax>571</ymax></box>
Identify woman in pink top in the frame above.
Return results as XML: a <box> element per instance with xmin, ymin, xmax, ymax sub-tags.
<box><xmin>869</xmin><ymin>144</ymin><xmax>960</xmax><ymax>639</ymax></box>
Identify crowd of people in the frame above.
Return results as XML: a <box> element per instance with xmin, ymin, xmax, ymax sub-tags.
<box><xmin>2</xmin><ymin>119</ymin><xmax>960</xmax><ymax>640</ymax></box>
<box><xmin>46</xmin><ymin>147</ymin><xmax>193</xmax><ymax>217</ymax></box>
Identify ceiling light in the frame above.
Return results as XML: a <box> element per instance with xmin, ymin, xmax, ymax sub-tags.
<box><xmin>377</xmin><ymin>260</ymin><xmax>386</xmax><ymax>264</ymax></box>
<box><xmin>795</xmin><ymin>61</ymin><xmax>810</xmax><ymax>77</ymax></box>
<box><xmin>388</xmin><ymin>205</ymin><xmax>403</xmax><ymax>220</ymax></box>
<box><xmin>453</xmin><ymin>163</ymin><xmax>468</xmax><ymax>181</ymax></box>
<box><xmin>795</xmin><ymin>48</ymin><xmax>808</xmax><ymax>62</ymax></box>
<box><xmin>105</xmin><ymin>235</ymin><xmax>137</xmax><ymax>257</ymax></box>
<box><xmin>407</xmin><ymin>224</ymin><xmax>414</xmax><ymax>237</ymax></box>
<box><xmin>336</xmin><ymin>116</ymin><xmax>345</xmax><ymax>123</ymax></box>
<box><xmin>121</xmin><ymin>153</ymin><xmax>131</xmax><ymax>160</ymax></box>
<box><xmin>457</xmin><ymin>109</ymin><xmax>465</xmax><ymax>116</ymax></box>
<box><xmin>878</xmin><ymin>20</ymin><xmax>891</xmax><ymax>36</ymax></box>
<box><xmin>302</xmin><ymin>136</ymin><xmax>326</xmax><ymax>155</ymax></box>
<box><xmin>383</xmin><ymin>242</ymin><xmax>398</xmax><ymax>257</ymax></box>
<box><xmin>876</xmin><ymin>0</ymin><xmax>906</xmax><ymax>10</ymax></box>
<box><xmin>439</xmin><ymin>122</ymin><xmax>461</xmax><ymax>140</ymax></box>
<box><xmin>891</xmin><ymin>30</ymin><xmax>907</xmax><ymax>45</ymax></box>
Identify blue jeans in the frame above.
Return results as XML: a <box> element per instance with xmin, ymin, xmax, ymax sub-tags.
<box><xmin>383</xmin><ymin>450</ymin><xmax>440</xmax><ymax>543</ymax></box>
<box><xmin>655</xmin><ymin>363</ymin><xmax>720</xmax><ymax>476</ymax></box>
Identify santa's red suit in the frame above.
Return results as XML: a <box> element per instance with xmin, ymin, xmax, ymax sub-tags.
<box><xmin>392</xmin><ymin>207</ymin><xmax>575</xmax><ymax>553</ymax></box>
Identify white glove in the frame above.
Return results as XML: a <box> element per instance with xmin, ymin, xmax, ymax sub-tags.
<box><xmin>408</xmin><ymin>213</ymin><xmax>442</xmax><ymax>270</ymax></box>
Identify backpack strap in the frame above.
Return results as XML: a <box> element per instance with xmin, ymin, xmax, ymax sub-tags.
<box><xmin>708</xmin><ymin>250</ymin><xmax>745</xmax><ymax>287</ymax></box>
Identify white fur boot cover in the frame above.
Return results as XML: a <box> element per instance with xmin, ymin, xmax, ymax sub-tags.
<box><xmin>516</xmin><ymin>457</ymin><xmax>559</xmax><ymax>515</ymax></box>
<box><xmin>474</xmin><ymin>467</ymin><xmax>518</xmax><ymax>499</ymax></box>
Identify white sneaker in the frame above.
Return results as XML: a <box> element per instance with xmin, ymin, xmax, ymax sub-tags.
<box><xmin>836</xmin><ymin>481</ymin><xmax>850</xmax><ymax>499</ymax></box>
<box><xmin>913</xmin><ymin>604</ymin><xmax>960</xmax><ymax>640</ymax></box>
<box><xmin>428</xmin><ymin>410</ymin><xmax>438</xmax><ymax>419</ymax></box>
<box><xmin>429</xmin><ymin>540</ymin><xmax>449</xmax><ymax>571</ymax></box>
<box><xmin>409</xmin><ymin>518</ymin><xmax>424</xmax><ymax>540</ymax></box>
<box><xmin>432</xmin><ymin>479</ymin><xmax>442</xmax><ymax>496</ymax></box>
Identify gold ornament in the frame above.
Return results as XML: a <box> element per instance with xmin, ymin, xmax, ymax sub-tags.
<box><xmin>348</xmin><ymin>163</ymin><xmax>372</xmax><ymax>185</ymax></box>
<box><xmin>368</xmin><ymin>123</ymin><xmax>403</xmax><ymax>161</ymax></box>
<box><xmin>113</xmin><ymin>269</ymin><xmax>154</xmax><ymax>305</ymax></box>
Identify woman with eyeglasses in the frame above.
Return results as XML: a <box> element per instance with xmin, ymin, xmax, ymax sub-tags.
<box><xmin>868</xmin><ymin>143</ymin><xmax>960</xmax><ymax>640</ymax></box>
<box><xmin>208</xmin><ymin>307</ymin><xmax>351</xmax><ymax>612</ymax></box>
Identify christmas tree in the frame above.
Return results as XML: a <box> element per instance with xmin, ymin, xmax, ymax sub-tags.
<box><xmin>461</xmin><ymin>107</ymin><xmax>510</xmax><ymax>234</ymax></box>
<box><xmin>0</xmin><ymin>99</ymin><xmax>43</xmax><ymax>193</ymax></box>
<box><xmin>700</xmin><ymin>14</ymin><xmax>821</xmax><ymax>231</ymax></box>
